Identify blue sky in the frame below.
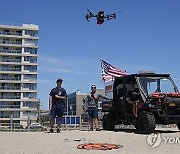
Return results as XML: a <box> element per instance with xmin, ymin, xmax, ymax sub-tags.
<box><xmin>0</xmin><ymin>0</ymin><xmax>180</xmax><ymax>109</ymax></box>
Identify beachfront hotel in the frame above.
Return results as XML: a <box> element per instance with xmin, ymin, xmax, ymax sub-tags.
<box><xmin>0</xmin><ymin>23</ymin><xmax>39</xmax><ymax>127</ymax></box>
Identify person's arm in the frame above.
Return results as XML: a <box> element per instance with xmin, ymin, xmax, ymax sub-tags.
<box><xmin>49</xmin><ymin>96</ymin><xmax>52</xmax><ymax>110</ymax></box>
<box><xmin>82</xmin><ymin>98</ymin><xmax>87</xmax><ymax>112</ymax></box>
<box><xmin>98</xmin><ymin>94</ymin><xmax>112</xmax><ymax>100</ymax></box>
<box><xmin>55</xmin><ymin>89</ymin><xmax>67</xmax><ymax>100</ymax></box>
<box><xmin>55</xmin><ymin>95</ymin><xmax>67</xmax><ymax>100</ymax></box>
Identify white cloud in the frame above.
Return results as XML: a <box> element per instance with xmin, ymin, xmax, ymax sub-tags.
<box><xmin>38</xmin><ymin>54</ymin><xmax>100</xmax><ymax>75</ymax></box>
<box><xmin>38</xmin><ymin>79</ymin><xmax>53</xmax><ymax>83</ymax></box>
<box><xmin>38</xmin><ymin>66</ymin><xmax>84</xmax><ymax>75</ymax></box>
<box><xmin>38</xmin><ymin>55</ymin><xmax>61</xmax><ymax>64</ymax></box>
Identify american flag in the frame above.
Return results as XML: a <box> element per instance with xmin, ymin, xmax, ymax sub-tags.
<box><xmin>101</xmin><ymin>59</ymin><xmax>127</xmax><ymax>81</ymax></box>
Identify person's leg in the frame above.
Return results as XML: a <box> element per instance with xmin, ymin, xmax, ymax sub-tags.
<box><xmin>57</xmin><ymin>108</ymin><xmax>64</xmax><ymax>133</ymax></box>
<box><xmin>89</xmin><ymin>118</ymin><xmax>93</xmax><ymax>130</ymax></box>
<box><xmin>93</xmin><ymin>108</ymin><xmax>100</xmax><ymax>130</ymax></box>
<box><xmin>50</xmin><ymin>118</ymin><xmax>55</xmax><ymax>128</ymax></box>
<box><xmin>133</xmin><ymin>103</ymin><xmax>137</xmax><ymax>117</ymax></box>
<box><xmin>49</xmin><ymin>109</ymin><xmax>56</xmax><ymax>132</ymax></box>
<box><xmin>88</xmin><ymin>108</ymin><xmax>93</xmax><ymax>130</ymax></box>
<box><xmin>57</xmin><ymin>117</ymin><xmax>62</xmax><ymax>128</ymax></box>
<box><xmin>57</xmin><ymin>117</ymin><xmax>62</xmax><ymax>133</ymax></box>
<box><xmin>94</xmin><ymin>118</ymin><xmax>99</xmax><ymax>128</ymax></box>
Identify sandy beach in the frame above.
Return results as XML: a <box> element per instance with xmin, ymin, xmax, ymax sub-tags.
<box><xmin>0</xmin><ymin>127</ymin><xmax>180</xmax><ymax>154</ymax></box>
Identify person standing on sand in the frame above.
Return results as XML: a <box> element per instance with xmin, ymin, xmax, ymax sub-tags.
<box><xmin>83</xmin><ymin>84</ymin><xmax>111</xmax><ymax>131</ymax></box>
<box><xmin>49</xmin><ymin>78</ymin><xmax>67</xmax><ymax>133</ymax></box>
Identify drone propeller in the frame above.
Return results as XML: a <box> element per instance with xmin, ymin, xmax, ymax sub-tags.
<box><xmin>85</xmin><ymin>14</ymin><xmax>90</xmax><ymax>22</ymax></box>
<box><xmin>87</xmin><ymin>9</ymin><xmax>95</xmax><ymax>17</ymax></box>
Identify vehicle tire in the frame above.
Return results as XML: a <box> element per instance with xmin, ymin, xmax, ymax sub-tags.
<box><xmin>102</xmin><ymin>114</ymin><xmax>107</xmax><ymax>130</ymax></box>
<box><xmin>106</xmin><ymin>112</ymin><xmax>115</xmax><ymax>131</ymax></box>
<box><xmin>137</xmin><ymin>111</ymin><xmax>156</xmax><ymax>134</ymax></box>
<box><xmin>177</xmin><ymin>122</ymin><xmax>180</xmax><ymax>130</ymax></box>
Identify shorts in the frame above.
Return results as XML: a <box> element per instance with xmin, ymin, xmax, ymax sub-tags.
<box><xmin>88</xmin><ymin>107</ymin><xmax>98</xmax><ymax>119</ymax></box>
<box><xmin>50</xmin><ymin>106</ymin><xmax>64</xmax><ymax>118</ymax></box>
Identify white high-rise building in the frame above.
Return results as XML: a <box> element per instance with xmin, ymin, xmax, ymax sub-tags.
<box><xmin>0</xmin><ymin>23</ymin><xmax>39</xmax><ymax>127</ymax></box>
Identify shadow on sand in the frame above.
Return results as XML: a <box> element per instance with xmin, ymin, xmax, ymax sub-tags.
<box><xmin>111</xmin><ymin>125</ymin><xmax>180</xmax><ymax>135</ymax></box>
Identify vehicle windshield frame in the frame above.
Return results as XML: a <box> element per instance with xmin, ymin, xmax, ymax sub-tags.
<box><xmin>136</xmin><ymin>75</ymin><xmax>178</xmax><ymax>97</ymax></box>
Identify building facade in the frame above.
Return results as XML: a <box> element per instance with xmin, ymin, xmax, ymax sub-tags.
<box><xmin>67</xmin><ymin>90</ymin><xmax>86</xmax><ymax>116</ymax></box>
<box><xmin>0</xmin><ymin>23</ymin><xmax>39</xmax><ymax>127</ymax></box>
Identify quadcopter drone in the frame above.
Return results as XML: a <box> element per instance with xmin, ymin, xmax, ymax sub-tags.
<box><xmin>85</xmin><ymin>9</ymin><xmax>119</xmax><ymax>25</ymax></box>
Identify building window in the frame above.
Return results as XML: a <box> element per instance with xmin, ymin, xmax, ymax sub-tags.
<box><xmin>24</xmin><ymin>39</ymin><xmax>38</xmax><ymax>45</ymax></box>
<box><xmin>24</xmin><ymin>47</ymin><xmax>37</xmax><ymax>54</ymax></box>
<box><xmin>22</xmin><ymin>111</ymin><xmax>36</xmax><ymax>117</ymax></box>
<box><xmin>25</xmin><ymin>30</ymin><xmax>38</xmax><ymax>37</ymax></box>
<box><xmin>23</xmin><ymin>102</ymin><xmax>36</xmax><ymax>108</ymax></box>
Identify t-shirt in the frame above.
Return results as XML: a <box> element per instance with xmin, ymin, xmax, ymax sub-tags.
<box><xmin>49</xmin><ymin>87</ymin><xmax>67</xmax><ymax>108</ymax></box>
<box><xmin>84</xmin><ymin>92</ymin><xmax>101</xmax><ymax>108</ymax></box>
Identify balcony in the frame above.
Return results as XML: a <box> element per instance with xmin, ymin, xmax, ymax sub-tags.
<box><xmin>0</xmin><ymin>31</ymin><xmax>22</xmax><ymax>36</ymax></box>
<box><xmin>0</xmin><ymin>58</ymin><xmax>21</xmax><ymax>63</ymax></box>
<box><xmin>23</xmin><ymin>69</ymin><xmax>37</xmax><ymax>72</ymax></box>
<box><xmin>23</xmin><ymin>76</ymin><xmax>37</xmax><ymax>81</ymax></box>
<box><xmin>23</xmin><ymin>96</ymin><xmax>37</xmax><ymax>99</ymax></box>
<box><xmin>0</xmin><ymin>105</ymin><xmax>20</xmax><ymax>109</ymax></box>
<box><xmin>0</xmin><ymin>49</ymin><xmax>21</xmax><ymax>54</ymax></box>
<box><xmin>0</xmin><ymin>40</ymin><xmax>22</xmax><ymax>45</ymax></box>
<box><xmin>0</xmin><ymin>86</ymin><xmax>21</xmax><ymax>90</ymax></box>
<box><xmin>0</xmin><ymin>68</ymin><xmax>21</xmax><ymax>72</ymax></box>
<box><xmin>0</xmin><ymin>96</ymin><xmax>21</xmax><ymax>99</ymax></box>
<box><xmin>0</xmin><ymin>77</ymin><xmax>21</xmax><ymax>81</ymax></box>
<box><xmin>0</xmin><ymin>114</ymin><xmax>20</xmax><ymax>118</ymax></box>
<box><xmin>24</xmin><ymin>48</ymin><xmax>38</xmax><ymax>55</ymax></box>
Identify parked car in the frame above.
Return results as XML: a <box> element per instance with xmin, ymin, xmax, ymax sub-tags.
<box><xmin>13</xmin><ymin>124</ymin><xmax>24</xmax><ymax>129</ymax></box>
<box><xmin>0</xmin><ymin>124</ymin><xmax>10</xmax><ymax>131</ymax></box>
<box><xmin>27</xmin><ymin>123</ymin><xmax>47</xmax><ymax>131</ymax></box>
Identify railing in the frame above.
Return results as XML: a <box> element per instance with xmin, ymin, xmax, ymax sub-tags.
<box><xmin>23</xmin><ymin>77</ymin><xmax>37</xmax><ymax>81</ymax></box>
<box><xmin>24</xmin><ymin>60</ymin><xmax>37</xmax><ymax>63</ymax></box>
<box><xmin>23</xmin><ymin>96</ymin><xmax>37</xmax><ymax>99</ymax></box>
<box><xmin>0</xmin><ymin>49</ymin><xmax>21</xmax><ymax>54</ymax></box>
<box><xmin>0</xmin><ymin>22</ymin><xmax>23</xmax><ymax>27</ymax></box>
<box><xmin>0</xmin><ymin>86</ymin><xmax>21</xmax><ymax>90</ymax></box>
<box><xmin>0</xmin><ymin>31</ymin><xmax>22</xmax><ymax>36</ymax></box>
<box><xmin>0</xmin><ymin>77</ymin><xmax>21</xmax><ymax>81</ymax></box>
<box><xmin>24</xmin><ymin>51</ymin><xmax>38</xmax><ymax>55</ymax></box>
<box><xmin>0</xmin><ymin>115</ymin><xmax>20</xmax><ymax>118</ymax></box>
<box><xmin>22</xmin><ymin>87</ymin><xmax>37</xmax><ymax>90</ymax></box>
<box><xmin>0</xmin><ymin>59</ymin><xmax>21</xmax><ymax>63</ymax></box>
<box><xmin>0</xmin><ymin>68</ymin><xmax>21</xmax><ymax>71</ymax></box>
<box><xmin>24</xmin><ymin>69</ymin><xmax>37</xmax><ymax>72</ymax></box>
<box><xmin>0</xmin><ymin>96</ymin><xmax>21</xmax><ymax>99</ymax></box>
<box><xmin>29</xmin><ymin>59</ymin><xmax>37</xmax><ymax>63</ymax></box>
<box><xmin>0</xmin><ymin>105</ymin><xmax>20</xmax><ymax>108</ymax></box>
<box><xmin>0</xmin><ymin>40</ymin><xmax>22</xmax><ymax>45</ymax></box>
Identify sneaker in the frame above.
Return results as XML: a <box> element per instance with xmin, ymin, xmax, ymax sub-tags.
<box><xmin>96</xmin><ymin>128</ymin><xmax>101</xmax><ymax>131</ymax></box>
<box><xmin>57</xmin><ymin>128</ymin><xmax>60</xmax><ymax>133</ymax></box>
<box><xmin>89</xmin><ymin>127</ymin><xmax>93</xmax><ymax>131</ymax></box>
<box><xmin>49</xmin><ymin>128</ymin><xmax>54</xmax><ymax>133</ymax></box>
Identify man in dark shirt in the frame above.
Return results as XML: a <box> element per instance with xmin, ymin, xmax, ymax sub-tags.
<box><xmin>49</xmin><ymin>78</ymin><xmax>67</xmax><ymax>133</ymax></box>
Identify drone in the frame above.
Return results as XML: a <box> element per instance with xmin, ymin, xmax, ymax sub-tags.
<box><xmin>85</xmin><ymin>9</ymin><xmax>119</xmax><ymax>25</ymax></box>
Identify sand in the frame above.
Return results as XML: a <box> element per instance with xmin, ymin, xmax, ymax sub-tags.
<box><xmin>0</xmin><ymin>127</ymin><xmax>180</xmax><ymax>154</ymax></box>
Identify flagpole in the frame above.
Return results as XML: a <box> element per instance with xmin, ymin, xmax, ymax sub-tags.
<box><xmin>100</xmin><ymin>58</ymin><xmax>105</xmax><ymax>83</ymax></box>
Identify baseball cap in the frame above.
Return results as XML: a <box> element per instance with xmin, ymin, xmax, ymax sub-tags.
<box><xmin>56</xmin><ymin>78</ymin><xmax>63</xmax><ymax>82</ymax></box>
